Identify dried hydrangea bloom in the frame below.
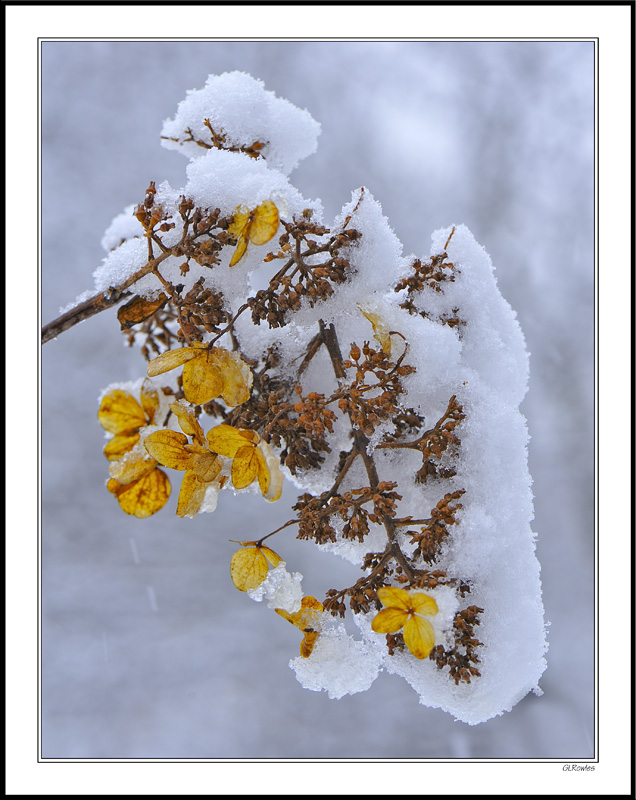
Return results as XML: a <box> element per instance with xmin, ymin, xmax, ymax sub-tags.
<box><xmin>275</xmin><ymin>596</ymin><xmax>324</xmax><ymax>658</ymax></box>
<box><xmin>228</xmin><ymin>200</ymin><xmax>279</xmax><ymax>266</ymax></box>
<box><xmin>98</xmin><ymin>383</ymin><xmax>170</xmax><ymax>517</ymax></box>
<box><xmin>372</xmin><ymin>587</ymin><xmax>439</xmax><ymax>659</ymax></box>
<box><xmin>97</xmin><ymin>381</ymin><xmax>159</xmax><ymax>459</ymax></box>
<box><xmin>146</xmin><ymin>344</ymin><xmax>252</xmax><ymax>407</ymax></box>
<box><xmin>144</xmin><ymin>403</ymin><xmax>224</xmax><ymax>518</ymax></box>
<box><xmin>205</xmin><ymin>424</ymin><xmax>283</xmax><ymax>501</ymax></box>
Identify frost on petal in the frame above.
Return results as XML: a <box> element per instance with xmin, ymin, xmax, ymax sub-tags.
<box><xmin>109</xmin><ymin>451</ymin><xmax>157</xmax><ymax>484</ymax></box>
<box><xmin>103</xmin><ymin>432</ymin><xmax>140</xmax><ymax>460</ymax></box>
<box><xmin>247</xmin><ymin>563</ymin><xmax>303</xmax><ymax>612</ymax></box>
<box><xmin>259</xmin><ymin>441</ymin><xmax>284</xmax><ymax>502</ymax></box>
<box><xmin>140</xmin><ymin>380</ymin><xmax>160</xmax><ymax>423</ymax></box>
<box><xmin>228</xmin><ymin>207</ymin><xmax>250</xmax><ymax>238</ymax></box>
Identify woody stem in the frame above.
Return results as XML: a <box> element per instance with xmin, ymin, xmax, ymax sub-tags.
<box><xmin>318</xmin><ymin>319</ymin><xmax>419</xmax><ymax>581</ymax></box>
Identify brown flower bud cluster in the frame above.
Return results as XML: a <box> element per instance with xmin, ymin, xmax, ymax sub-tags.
<box><xmin>380</xmin><ymin>394</ymin><xmax>466</xmax><ymax>483</ymax></box>
<box><xmin>395</xmin><ymin>252</ymin><xmax>457</xmax><ymax>310</ymax></box>
<box><xmin>339</xmin><ymin>342</ymin><xmax>415</xmax><ymax>437</ymax></box>
<box><xmin>408</xmin><ymin>490</ymin><xmax>466</xmax><ymax>563</ymax></box>
<box><xmin>173</xmin><ymin>278</ymin><xmax>230</xmax><ymax>339</ymax></box>
<box><xmin>247</xmin><ymin>220</ymin><xmax>360</xmax><ymax>328</ymax></box>
<box><xmin>429</xmin><ymin>605</ymin><xmax>484</xmax><ymax>685</ymax></box>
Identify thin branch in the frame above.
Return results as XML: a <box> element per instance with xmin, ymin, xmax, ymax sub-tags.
<box><xmin>41</xmin><ymin>249</ymin><xmax>175</xmax><ymax>345</ymax></box>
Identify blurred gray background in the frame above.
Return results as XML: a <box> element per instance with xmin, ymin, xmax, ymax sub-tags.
<box><xmin>41</xmin><ymin>41</ymin><xmax>594</xmax><ymax>759</ymax></box>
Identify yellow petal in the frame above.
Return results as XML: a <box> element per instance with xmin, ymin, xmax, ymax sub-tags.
<box><xmin>140</xmin><ymin>380</ymin><xmax>160</xmax><ymax>423</ymax></box>
<box><xmin>188</xmin><ymin>446</ymin><xmax>222</xmax><ymax>483</ymax></box>
<box><xmin>206</xmin><ymin>425</ymin><xmax>257</xmax><ymax>458</ymax></box>
<box><xmin>259</xmin><ymin>441</ymin><xmax>283</xmax><ymax>502</ymax></box>
<box><xmin>231</xmin><ymin>444</ymin><xmax>261</xmax><ymax>490</ymax></box>
<box><xmin>410</xmin><ymin>592</ymin><xmax>439</xmax><ymax>617</ymax></box>
<box><xmin>103</xmin><ymin>432</ymin><xmax>140</xmax><ymax>460</ymax></box>
<box><xmin>261</xmin><ymin>546</ymin><xmax>283</xmax><ymax>568</ymax></box>
<box><xmin>214</xmin><ymin>349</ymin><xmax>253</xmax><ymax>407</ymax></box>
<box><xmin>169</xmin><ymin>402</ymin><xmax>205</xmax><ymax>441</ymax></box>
<box><xmin>275</xmin><ymin>607</ymin><xmax>294</xmax><ymax>625</ymax></box>
<box><xmin>247</xmin><ymin>200</ymin><xmax>279</xmax><ymax>245</ymax></box>
<box><xmin>275</xmin><ymin>595</ymin><xmax>323</xmax><ymax>632</ymax></box>
<box><xmin>402</xmin><ymin>615</ymin><xmax>436</xmax><ymax>659</ymax></box>
<box><xmin>109</xmin><ymin>453</ymin><xmax>157</xmax><ymax>485</ymax></box>
<box><xmin>371</xmin><ymin>607</ymin><xmax>408</xmax><ymax>634</ymax></box>
<box><xmin>146</xmin><ymin>346</ymin><xmax>201</xmax><ymax>378</ymax></box>
<box><xmin>228</xmin><ymin>206</ymin><xmax>250</xmax><ymax>238</ymax></box>
<box><xmin>176</xmin><ymin>469</ymin><xmax>207</xmax><ymax>518</ymax></box>
<box><xmin>359</xmin><ymin>307</ymin><xmax>393</xmax><ymax>355</ymax></box>
<box><xmin>182</xmin><ymin>353</ymin><xmax>224</xmax><ymax>406</ymax></box>
<box><xmin>376</xmin><ymin>586</ymin><xmax>412</xmax><ymax>611</ymax></box>
<box><xmin>98</xmin><ymin>390</ymin><xmax>146</xmax><ymax>435</ymax></box>
<box><xmin>254</xmin><ymin>448</ymin><xmax>271</xmax><ymax>496</ymax></box>
<box><xmin>294</xmin><ymin>596</ymin><xmax>324</xmax><ymax>632</ymax></box>
<box><xmin>230</xmin><ymin>547</ymin><xmax>269</xmax><ymax>592</ymax></box>
<box><xmin>143</xmin><ymin>429</ymin><xmax>191</xmax><ymax>470</ymax></box>
<box><xmin>110</xmin><ymin>468</ymin><xmax>171</xmax><ymax>518</ymax></box>
<box><xmin>300</xmin><ymin>630</ymin><xmax>319</xmax><ymax>658</ymax></box>
<box><xmin>229</xmin><ymin>234</ymin><xmax>248</xmax><ymax>267</ymax></box>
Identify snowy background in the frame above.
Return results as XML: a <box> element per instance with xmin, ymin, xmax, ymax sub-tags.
<box><xmin>41</xmin><ymin>41</ymin><xmax>594</xmax><ymax>759</ymax></box>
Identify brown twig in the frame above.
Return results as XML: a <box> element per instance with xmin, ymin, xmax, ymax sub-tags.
<box><xmin>41</xmin><ymin>249</ymin><xmax>176</xmax><ymax>344</ymax></box>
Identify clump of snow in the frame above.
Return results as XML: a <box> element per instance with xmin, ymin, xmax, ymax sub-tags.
<box><xmin>289</xmin><ymin>621</ymin><xmax>382</xmax><ymax>700</ymax></box>
<box><xmin>247</xmin><ymin>563</ymin><xmax>304</xmax><ymax>614</ymax></box>
<box><xmin>91</xmin><ymin>73</ymin><xmax>546</xmax><ymax>725</ymax></box>
<box><xmin>161</xmin><ymin>71</ymin><xmax>320</xmax><ymax>175</ymax></box>
<box><xmin>100</xmin><ymin>204</ymin><xmax>143</xmax><ymax>252</ymax></box>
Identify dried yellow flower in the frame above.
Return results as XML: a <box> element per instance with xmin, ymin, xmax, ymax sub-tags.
<box><xmin>230</xmin><ymin>542</ymin><xmax>283</xmax><ymax>592</ymax></box>
<box><xmin>205</xmin><ymin>424</ymin><xmax>283</xmax><ymax>501</ymax></box>
<box><xmin>98</xmin><ymin>381</ymin><xmax>159</xmax><ymax>460</ymax></box>
<box><xmin>98</xmin><ymin>382</ymin><xmax>170</xmax><ymax>517</ymax></box>
<box><xmin>371</xmin><ymin>586</ymin><xmax>438</xmax><ymax>659</ymax></box>
<box><xmin>275</xmin><ymin>596</ymin><xmax>324</xmax><ymax>658</ymax></box>
<box><xmin>359</xmin><ymin>306</ymin><xmax>393</xmax><ymax>355</ymax></box>
<box><xmin>147</xmin><ymin>344</ymin><xmax>252</xmax><ymax>407</ymax></box>
<box><xmin>228</xmin><ymin>200</ymin><xmax>279</xmax><ymax>266</ymax></box>
<box><xmin>144</xmin><ymin>404</ymin><xmax>224</xmax><ymax>518</ymax></box>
